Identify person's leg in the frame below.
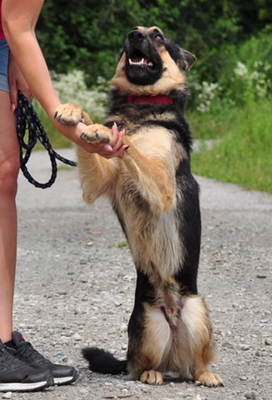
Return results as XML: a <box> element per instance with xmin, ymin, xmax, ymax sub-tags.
<box><xmin>0</xmin><ymin>89</ymin><xmax>20</xmax><ymax>344</ymax></box>
<box><xmin>0</xmin><ymin>42</ymin><xmax>55</xmax><ymax>393</ymax></box>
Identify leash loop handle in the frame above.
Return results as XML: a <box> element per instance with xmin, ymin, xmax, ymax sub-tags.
<box><xmin>16</xmin><ymin>91</ymin><xmax>77</xmax><ymax>189</ymax></box>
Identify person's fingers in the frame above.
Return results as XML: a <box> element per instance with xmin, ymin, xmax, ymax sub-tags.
<box><xmin>93</xmin><ymin>143</ymin><xmax>128</xmax><ymax>159</ymax></box>
<box><xmin>20</xmin><ymin>87</ymin><xmax>34</xmax><ymax>102</ymax></box>
<box><xmin>78</xmin><ymin>124</ymin><xmax>128</xmax><ymax>159</ymax></box>
<box><xmin>110</xmin><ymin>122</ymin><xmax>118</xmax><ymax>144</ymax></box>
<box><xmin>110</xmin><ymin>123</ymin><xmax>126</xmax><ymax>151</ymax></box>
<box><xmin>113</xmin><ymin>129</ymin><xmax>125</xmax><ymax>151</ymax></box>
<box><xmin>114</xmin><ymin>144</ymin><xmax>129</xmax><ymax>158</ymax></box>
<box><xmin>84</xmin><ymin>142</ymin><xmax>114</xmax><ymax>158</ymax></box>
<box><xmin>9</xmin><ymin>78</ymin><xmax>18</xmax><ymax>112</ymax></box>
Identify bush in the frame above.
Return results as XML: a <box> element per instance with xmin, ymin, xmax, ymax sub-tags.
<box><xmin>188</xmin><ymin>33</ymin><xmax>272</xmax><ymax>112</ymax></box>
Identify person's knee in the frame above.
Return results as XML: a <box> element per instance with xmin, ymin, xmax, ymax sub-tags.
<box><xmin>0</xmin><ymin>155</ymin><xmax>20</xmax><ymax>198</ymax></box>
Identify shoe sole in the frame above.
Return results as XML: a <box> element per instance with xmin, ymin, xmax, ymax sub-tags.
<box><xmin>0</xmin><ymin>379</ymin><xmax>50</xmax><ymax>392</ymax></box>
<box><xmin>54</xmin><ymin>370</ymin><xmax>78</xmax><ymax>385</ymax></box>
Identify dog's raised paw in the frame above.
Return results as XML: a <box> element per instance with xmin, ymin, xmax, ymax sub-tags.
<box><xmin>140</xmin><ymin>370</ymin><xmax>163</xmax><ymax>385</ymax></box>
<box><xmin>54</xmin><ymin>103</ymin><xmax>83</xmax><ymax>125</ymax></box>
<box><xmin>80</xmin><ymin>124</ymin><xmax>112</xmax><ymax>144</ymax></box>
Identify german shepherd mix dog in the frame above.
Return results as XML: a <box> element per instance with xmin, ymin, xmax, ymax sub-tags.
<box><xmin>55</xmin><ymin>26</ymin><xmax>223</xmax><ymax>387</ymax></box>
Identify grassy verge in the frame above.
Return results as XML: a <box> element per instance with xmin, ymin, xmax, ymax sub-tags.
<box><xmin>190</xmin><ymin>100</ymin><xmax>272</xmax><ymax>193</ymax></box>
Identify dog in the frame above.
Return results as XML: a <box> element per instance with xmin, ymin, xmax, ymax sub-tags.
<box><xmin>55</xmin><ymin>26</ymin><xmax>223</xmax><ymax>387</ymax></box>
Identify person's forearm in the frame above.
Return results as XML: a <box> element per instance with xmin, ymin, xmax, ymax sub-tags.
<box><xmin>4</xmin><ymin>29</ymin><xmax>80</xmax><ymax>140</ymax></box>
<box><xmin>2</xmin><ymin>0</ymin><xmax>126</xmax><ymax>156</ymax></box>
<box><xmin>2</xmin><ymin>13</ymin><xmax>60</xmax><ymax>119</ymax></box>
<box><xmin>2</xmin><ymin>0</ymin><xmax>85</xmax><ymax>144</ymax></box>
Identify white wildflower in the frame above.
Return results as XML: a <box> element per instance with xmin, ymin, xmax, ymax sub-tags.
<box><xmin>234</xmin><ymin>61</ymin><xmax>248</xmax><ymax>77</ymax></box>
<box><xmin>196</xmin><ymin>81</ymin><xmax>220</xmax><ymax>113</ymax></box>
<box><xmin>52</xmin><ymin>69</ymin><xmax>108</xmax><ymax>120</ymax></box>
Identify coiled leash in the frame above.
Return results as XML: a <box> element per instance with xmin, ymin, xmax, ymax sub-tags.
<box><xmin>16</xmin><ymin>91</ymin><xmax>77</xmax><ymax>189</ymax></box>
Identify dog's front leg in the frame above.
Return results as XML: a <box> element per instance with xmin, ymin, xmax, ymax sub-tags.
<box><xmin>55</xmin><ymin>104</ymin><xmax>120</xmax><ymax>202</ymax></box>
<box><xmin>121</xmin><ymin>142</ymin><xmax>176</xmax><ymax>213</ymax></box>
<box><xmin>55</xmin><ymin>103</ymin><xmax>93</xmax><ymax>126</ymax></box>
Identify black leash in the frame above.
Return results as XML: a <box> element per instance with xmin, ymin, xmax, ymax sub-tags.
<box><xmin>16</xmin><ymin>91</ymin><xmax>77</xmax><ymax>189</ymax></box>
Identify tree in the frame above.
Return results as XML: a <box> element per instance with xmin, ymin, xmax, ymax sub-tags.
<box><xmin>36</xmin><ymin>0</ymin><xmax>272</xmax><ymax>86</ymax></box>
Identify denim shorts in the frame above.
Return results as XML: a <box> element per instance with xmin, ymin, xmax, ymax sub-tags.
<box><xmin>0</xmin><ymin>38</ymin><xmax>10</xmax><ymax>92</ymax></box>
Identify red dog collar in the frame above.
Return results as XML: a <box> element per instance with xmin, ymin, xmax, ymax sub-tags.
<box><xmin>127</xmin><ymin>95</ymin><xmax>174</xmax><ymax>104</ymax></box>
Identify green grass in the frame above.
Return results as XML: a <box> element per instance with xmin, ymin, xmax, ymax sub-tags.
<box><xmin>108</xmin><ymin>241</ymin><xmax>128</xmax><ymax>249</ymax></box>
<box><xmin>191</xmin><ymin>100</ymin><xmax>272</xmax><ymax>193</ymax></box>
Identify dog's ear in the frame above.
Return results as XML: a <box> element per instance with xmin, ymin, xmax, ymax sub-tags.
<box><xmin>180</xmin><ymin>49</ymin><xmax>197</xmax><ymax>71</ymax></box>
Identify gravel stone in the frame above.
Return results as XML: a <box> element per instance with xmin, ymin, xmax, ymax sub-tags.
<box><xmin>2</xmin><ymin>393</ymin><xmax>12</xmax><ymax>399</ymax></box>
<box><xmin>12</xmin><ymin>149</ymin><xmax>272</xmax><ymax>400</ymax></box>
<box><xmin>245</xmin><ymin>392</ymin><xmax>257</xmax><ymax>399</ymax></box>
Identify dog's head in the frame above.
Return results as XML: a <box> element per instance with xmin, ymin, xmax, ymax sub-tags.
<box><xmin>111</xmin><ymin>26</ymin><xmax>196</xmax><ymax>96</ymax></box>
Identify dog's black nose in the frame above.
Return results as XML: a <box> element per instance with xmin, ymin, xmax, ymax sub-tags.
<box><xmin>128</xmin><ymin>30</ymin><xmax>146</xmax><ymax>43</ymax></box>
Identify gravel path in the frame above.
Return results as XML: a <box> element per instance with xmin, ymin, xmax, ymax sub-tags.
<box><xmin>4</xmin><ymin>148</ymin><xmax>271</xmax><ymax>400</ymax></box>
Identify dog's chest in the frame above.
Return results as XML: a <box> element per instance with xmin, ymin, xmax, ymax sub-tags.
<box><xmin>126</xmin><ymin>125</ymin><xmax>173</xmax><ymax>159</ymax></box>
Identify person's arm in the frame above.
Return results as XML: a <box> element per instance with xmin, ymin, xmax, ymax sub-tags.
<box><xmin>2</xmin><ymin>0</ymin><xmax>126</xmax><ymax>157</ymax></box>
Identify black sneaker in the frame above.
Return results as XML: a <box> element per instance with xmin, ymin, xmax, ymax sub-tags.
<box><xmin>7</xmin><ymin>332</ymin><xmax>78</xmax><ymax>386</ymax></box>
<box><xmin>0</xmin><ymin>339</ymin><xmax>53</xmax><ymax>392</ymax></box>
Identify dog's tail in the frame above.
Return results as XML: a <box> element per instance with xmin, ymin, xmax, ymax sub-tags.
<box><xmin>82</xmin><ymin>347</ymin><xmax>128</xmax><ymax>375</ymax></box>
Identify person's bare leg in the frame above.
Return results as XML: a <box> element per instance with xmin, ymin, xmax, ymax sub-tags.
<box><xmin>0</xmin><ymin>90</ymin><xmax>20</xmax><ymax>343</ymax></box>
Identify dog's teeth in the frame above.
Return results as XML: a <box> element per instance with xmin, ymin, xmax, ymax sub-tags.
<box><xmin>129</xmin><ymin>58</ymin><xmax>145</xmax><ymax>66</ymax></box>
<box><xmin>148</xmin><ymin>61</ymin><xmax>154</xmax><ymax>67</ymax></box>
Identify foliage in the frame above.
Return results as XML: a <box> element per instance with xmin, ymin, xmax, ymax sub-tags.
<box><xmin>52</xmin><ymin>70</ymin><xmax>108</xmax><ymax>120</ymax></box>
<box><xmin>188</xmin><ymin>32</ymin><xmax>272</xmax><ymax>112</ymax></box>
<box><xmin>191</xmin><ymin>100</ymin><xmax>272</xmax><ymax>193</ymax></box>
<box><xmin>188</xmin><ymin>31</ymin><xmax>272</xmax><ymax>193</ymax></box>
<box><xmin>36</xmin><ymin>0</ymin><xmax>272</xmax><ymax>86</ymax></box>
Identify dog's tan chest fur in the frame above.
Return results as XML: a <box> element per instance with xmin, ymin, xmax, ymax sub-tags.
<box><xmin>108</xmin><ymin>126</ymin><xmax>184</xmax><ymax>280</ymax></box>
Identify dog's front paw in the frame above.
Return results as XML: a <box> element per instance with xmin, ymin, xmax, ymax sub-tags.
<box><xmin>80</xmin><ymin>124</ymin><xmax>112</xmax><ymax>144</ymax></box>
<box><xmin>196</xmin><ymin>372</ymin><xmax>224</xmax><ymax>387</ymax></box>
<box><xmin>140</xmin><ymin>370</ymin><xmax>163</xmax><ymax>385</ymax></box>
<box><xmin>54</xmin><ymin>103</ymin><xmax>84</xmax><ymax>125</ymax></box>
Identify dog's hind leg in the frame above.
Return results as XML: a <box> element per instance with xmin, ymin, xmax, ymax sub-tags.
<box><xmin>128</xmin><ymin>304</ymin><xmax>171</xmax><ymax>385</ymax></box>
<box><xmin>181</xmin><ymin>296</ymin><xmax>223</xmax><ymax>387</ymax></box>
<box><xmin>126</xmin><ymin>272</ymin><xmax>171</xmax><ymax>385</ymax></box>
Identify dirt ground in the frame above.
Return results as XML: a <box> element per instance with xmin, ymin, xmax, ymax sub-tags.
<box><xmin>4</xmin><ymin>148</ymin><xmax>271</xmax><ymax>400</ymax></box>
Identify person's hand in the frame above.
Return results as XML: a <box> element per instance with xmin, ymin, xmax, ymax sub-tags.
<box><xmin>52</xmin><ymin>104</ymin><xmax>128</xmax><ymax>160</ymax></box>
<box><xmin>8</xmin><ymin>53</ymin><xmax>33</xmax><ymax>112</ymax></box>
<box><xmin>78</xmin><ymin>123</ymin><xmax>128</xmax><ymax>159</ymax></box>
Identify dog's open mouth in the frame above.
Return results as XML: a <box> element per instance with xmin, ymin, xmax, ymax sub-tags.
<box><xmin>128</xmin><ymin>49</ymin><xmax>155</xmax><ymax>70</ymax></box>
<box><xmin>124</xmin><ymin>39</ymin><xmax>163</xmax><ymax>85</ymax></box>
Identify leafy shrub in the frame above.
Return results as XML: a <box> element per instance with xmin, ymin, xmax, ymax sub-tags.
<box><xmin>188</xmin><ymin>33</ymin><xmax>272</xmax><ymax>112</ymax></box>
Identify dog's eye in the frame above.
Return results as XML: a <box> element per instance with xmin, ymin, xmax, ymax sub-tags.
<box><xmin>154</xmin><ymin>34</ymin><xmax>163</xmax><ymax>42</ymax></box>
